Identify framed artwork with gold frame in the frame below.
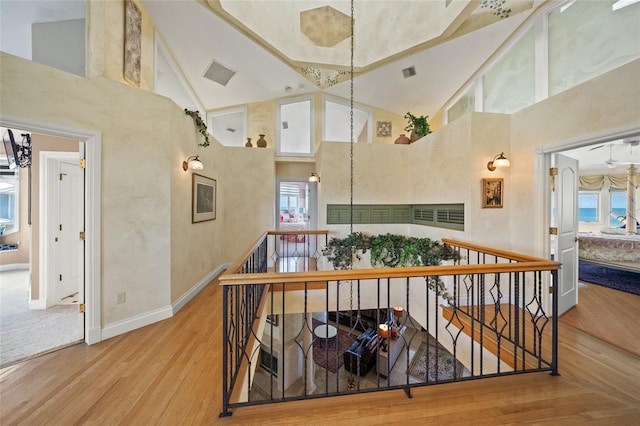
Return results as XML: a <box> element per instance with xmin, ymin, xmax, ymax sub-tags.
<box><xmin>482</xmin><ymin>178</ymin><xmax>504</xmax><ymax>208</ymax></box>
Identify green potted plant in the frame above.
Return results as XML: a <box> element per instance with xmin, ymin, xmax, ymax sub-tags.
<box><xmin>404</xmin><ymin>112</ymin><xmax>432</xmax><ymax>142</ymax></box>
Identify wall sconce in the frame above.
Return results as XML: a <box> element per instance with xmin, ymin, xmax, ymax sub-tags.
<box><xmin>308</xmin><ymin>172</ymin><xmax>320</xmax><ymax>183</ymax></box>
<box><xmin>182</xmin><ymin>155</ymin><xmax>203</xmax><ymax>171</ymax></box>
<box><xmin>487</xmin><ymin>152</ymin><xmax>510</xmax><ymax>171</ymax></box>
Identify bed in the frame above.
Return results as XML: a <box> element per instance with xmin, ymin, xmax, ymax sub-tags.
<box><xmin>578</xmin><ymin>232</ymin><xmax>640</xmax><ymax>272</ymax></box>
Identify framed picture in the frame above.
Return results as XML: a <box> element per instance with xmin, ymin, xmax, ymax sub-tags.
<box><xmin>376</xmin><ymin>121</ymin><xmax>392</xmax><ymax>137</ymax></box>
<box><xmin>266</xmin><ymin>315</ymin><xmax>278</xmax><ymax>327</ymax></box>
<box><xmin>482</xmin><ymin>178</ymin><xmax>504</xmax><ymax>208</ymax></box>
<box><xmin>124</xmin><ymin>0</ymin><xmax>142</xmax><ymax>87</ymax></box>
<box><xmin>192</xmin><ymin>174</ymin><xmax>216</xmax><ymax>223</ymax></box>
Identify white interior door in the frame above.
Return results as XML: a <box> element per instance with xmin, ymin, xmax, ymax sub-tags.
<box><xmin>57</xmin><ymin>160</ymin><xmax>83</xmax><ymax>302</ymax></box>
<box><xmin>552</xmin><ymin>153</ymin><xmax>579</xmax><ymax>315</ymax></box>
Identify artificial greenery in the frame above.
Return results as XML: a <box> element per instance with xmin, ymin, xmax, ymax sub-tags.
<box><xmin>404</xmin><ymin>112</ymin><xmax>432</xmax><ymax>139</ymax></box>
<box><xmin>322</xmin><ymin>232</ymin><xmax>460</xmax><ymax>300</ymax></box>
<box><xmin>184</xmin><ymin>109</ymin><xmax>210</xmax><ymax>147</ymax></box>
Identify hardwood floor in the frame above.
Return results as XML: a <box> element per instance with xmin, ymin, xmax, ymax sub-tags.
<box><xmin>559</xmin><ymin>280</ymin><xmax>640</xmax><ymax>357</ymax></box>
<box><xmin>1</xmin><ymin>275</ymin><xmax>639</xmax><ymax>425</ymax></box>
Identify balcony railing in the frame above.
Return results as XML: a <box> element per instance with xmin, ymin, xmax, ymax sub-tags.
<box><xmin>219</xmin><ymin>232</ymin><xmax>559</xmax><ymax>417</ymax></box>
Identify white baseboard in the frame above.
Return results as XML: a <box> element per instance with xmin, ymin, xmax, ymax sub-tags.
<box><xmin>172</xmin><ymin>263</ymin><xmax>229</xmax><ymax>315</ymax></box>
<box><xmin>0</xmin><ymin>263</ymin><xmax>29</xmax><ymax>272</ymax></box>
<box><xmin>28</xmin><ymin>298</ymin><xmax>47</xmax><ymax>310</ymax></box>
<box><xmin>100</xmin><ymin>264</ymin><xmax>229</xmax><ymax>341</ymax></box>
<box><xmin>101</xmin><ymin>305</ymin><xmax>173</xmax><ymax>340</ymax></box>
<box><xmin>86</xmin><ymin>327</ymin><xmax>102</xmax><ymax>345</ymax></box>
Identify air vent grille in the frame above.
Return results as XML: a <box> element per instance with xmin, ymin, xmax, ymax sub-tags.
<box><xmin>402</xmin><ymin>66</ymin><xmax>416</xmax><ymax>78</ymax></box>
<box><xmin>203</xmin><ymin>60</ymin><xmax>236</xmax><ymax>86</ymax></box>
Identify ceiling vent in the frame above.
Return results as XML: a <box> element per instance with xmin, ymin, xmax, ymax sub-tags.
<box><xmin>402</xmin><ymin>66</ymin><xmax>416</xmax><ymax>78</ymax></box>
<box><xmin>203</xmin><ymin>60</ymin><xmax>236</xmax><ymax>86</ymax></box>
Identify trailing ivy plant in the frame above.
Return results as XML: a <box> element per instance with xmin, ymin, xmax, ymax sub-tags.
<box><xmin>322</xmin><ymin>232</ymin><xmax>370</xmax><ymax>270</ymax></box>
<box><xmin>184</xmin><ymin>109</ymin><xmax>210</xmax><ymax>147</ymax></box>
<box><xmin>322</xmin><ymin>232</ymin><xmax>460</xmax><ymax>301</ymax></box>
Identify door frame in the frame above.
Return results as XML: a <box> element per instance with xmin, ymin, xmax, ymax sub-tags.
<box><xmin>536</xmin><ymin>124</ymin><xmax>640</xmax><ymax>314</ymax></box>
<box><xmin>0</xmin><ymin>114</ymin><xmax>102</xmax><ymax>345</ymax></box>
<box><xmin>40</xmin><ymin>151</ymin><xmax>80</xmax><ymax>308</ymax></box>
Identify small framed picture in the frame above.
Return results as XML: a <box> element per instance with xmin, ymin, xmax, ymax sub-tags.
<box><xmin>482</xmin><ymin>178</ymin><xmax>504</xmax><ymax>208</ymax></box>
<box><xmin>192</xmin><ymin>174</ymin><xmax>216</xmax><ymax>223</ymax></box>
<box><xmin>376</xmin><ymin>121</ymin><xmax>392</xmax><ymax>137</ymax></box>
<box><xmin>266</xmin><ymin>315</ymin><xmax>278</xmax><ymax>327</ymax></box>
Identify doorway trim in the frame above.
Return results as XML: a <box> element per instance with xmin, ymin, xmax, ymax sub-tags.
<box><xmin>535</xmin><ymin>123</ymin><xmax>640</xmax><ymax>312</ymax></box>
<box><xmin>40</xmin><ymin>151</ymin><xmax>80</xmax><ymax>309</ymax></box>
<box><xmin>0</xmin><ymin>113</ymin><xmax>102</xmax><ymax>345</ymax></box>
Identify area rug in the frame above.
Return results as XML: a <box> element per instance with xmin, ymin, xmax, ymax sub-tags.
<box><xmin>312</xmin><ymin>319</ymin><xmax>353</xmax><ymax>374</ymax></box>
<box><xmin>408</xmin><ymin>338</ymin><xmax>464</xmax><ymax>382</ymax></box>
<box><xmin>578</xmin><ymin>261</ymin><xmax>640</xmax><ymax>296</ymax></box>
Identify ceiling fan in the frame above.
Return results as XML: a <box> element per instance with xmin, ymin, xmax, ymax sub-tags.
<box><xmin>604</xmin><ymin>139</ymin><xmax>638</xmax><ymax>168</ymax></box>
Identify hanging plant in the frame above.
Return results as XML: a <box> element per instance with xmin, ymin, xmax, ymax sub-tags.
<box><xmin>184</xmin><ymin>109</ymin><xmax>210</xmax><ymax>147</ymax></box>
<box><xmin>322</xmin><ymin>232</ymin><xmax>460</xmax><ymax>301</ymax></box>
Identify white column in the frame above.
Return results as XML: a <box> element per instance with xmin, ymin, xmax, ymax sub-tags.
<box><xmin>627</xmin><ymin>164</ymin><xmax>637</xmax><ymax>235</ymax></box>
<box><xmin>304</xmin><ymin>313</ymin><xmax>316</xmax><ymax>394</ymax></box>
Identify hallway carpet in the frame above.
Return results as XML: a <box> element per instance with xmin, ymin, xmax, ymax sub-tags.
<box><xmin>0</xmin><ymin>270</ymin><xmax>82</xmax><ymax>368</ymax></box>
<box><xmin>578</xmin><ymin>261</ymin><xmax>640</xmax><ymax>296</ymax></box>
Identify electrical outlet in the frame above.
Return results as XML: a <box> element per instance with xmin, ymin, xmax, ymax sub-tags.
<box><xmin>117</xmin><ymin>292</ymin><xmax>126</xmax><ymax>304</ymax></box>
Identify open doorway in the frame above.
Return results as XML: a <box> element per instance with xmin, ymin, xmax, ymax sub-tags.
<box><xmin>0</xmin><ymin>129</ymin><xmax>84</xmax><ymax>367</ymax></box>
<box><xmin>542</xmin><ymin>130</ymin><xmax>640</xmax><ymax>314</ymax></box>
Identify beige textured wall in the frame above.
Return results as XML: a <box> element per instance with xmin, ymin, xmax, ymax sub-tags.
<box><xmin>87</xmin><ymin>0</ymin><xmax>155</xmax><ymax>90</ymax></box>
<box><xmin>1</xmin><ymin>52</ymin><xmax>214</xmax><ymax>324</ymax></box>
<box><xmin>221</xmin><ymin>147</ymin><xmax>276</xmax><ymax>260</ymax></box>
<box><xmin>317</xmin><ymin>142</ymin><xmax>412</xmax><ymax>239</ymax></box>
<box><xmin>509</xmin><ymin>59</ymin><xmax>640</xmax><ymax>256</ymax></box>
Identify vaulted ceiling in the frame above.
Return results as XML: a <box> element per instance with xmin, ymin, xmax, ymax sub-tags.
<box><xmin>145</xmin><ymin>0</ymin><xmax>544</xmax><ymax>117</ymax></box>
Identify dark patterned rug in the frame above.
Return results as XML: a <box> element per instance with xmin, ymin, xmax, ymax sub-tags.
<box><xmin>579</xmin><ymin>261</ymin><xmax>640</xmax><ymax>296</ymax></box>
<box><xmin>312</xmin><ymin>319</ymin><xmax>353</xmax><ymax>373</ymax></box>
<box><xmin>408</xmin><ymin>338</ymin><xmax>464</xmax><ymax>382</ymax></box>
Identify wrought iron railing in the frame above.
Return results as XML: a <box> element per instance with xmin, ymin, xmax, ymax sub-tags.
<box><xmin>219</xmin><ymin>233</ymin><xmax>558</xmax><ymax>417</ymax></box>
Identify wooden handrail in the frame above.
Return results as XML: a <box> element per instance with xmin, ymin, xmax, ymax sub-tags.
<box><xmin>223</xmin><ymin>231</ymin><xmax>269</xmax><ymax>275</ymax></box>
<box><xmin>219</xmin><ymin>260</ymin><xmax>559</xmax><ymax>286</ymax></box>
<box><xmin>442</xmin><ymin>238</ymin><xmax>547</xmax><ymax>263</ymax></box>
<box><xmin>222</xmin><ymin>230</ymin><xmax>330</xmax><ymax>275</ymax></box>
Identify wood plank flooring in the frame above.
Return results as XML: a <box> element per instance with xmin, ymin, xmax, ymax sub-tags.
<box><xmin>560</xmin><ymin>280</ymin><xmax>640</xmax><ymax>357</ymax></box>
<box><xmin>1</xmin><ymin>275</ymin><xmax>639</xmax><ymax>425</ymax></box>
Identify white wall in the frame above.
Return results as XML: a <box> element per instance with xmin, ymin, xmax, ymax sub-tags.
<box><xmin>32</xmin><ymin>19</ymin><xmax>85</xmax><ymax>77</ymax></box>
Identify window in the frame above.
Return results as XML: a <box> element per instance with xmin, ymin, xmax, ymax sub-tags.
<box><xmin>483</xmin><ymin>28</ymin><xmax>535</xmax><ymax>114</ymax></box>
<box><xmin>578</xmin><ymin>192</ymin><xmax>599</xmax><ymax>222</ymax></box>
<box><xmin>548</xmin><ymin>0</ymin><xmax>640</xmax><ymax>96</ymax></box>
<box><xmin>447</xmin><ymin>84</ymin><xmax>475</xmax><ymax>123</ymax></box>
<box><xmin>0</xmin><ymin>164</ymin><xmax>19</xmax><ymax>236</ymax></box>
<box><xmin>277</xmin><ymin>97</ymin><xmax>313</xmax><ymax>156</ymax></box>
<box><xmin>322</xmin><ymin>97</ymin><xmax>372</xmax><ymax>143</ymax></box>
<box><xmin>610</xmin><ymin>191</ymin><xmax>627</xmax><ymax>227</ymax></box>
<box><xmin>208</xmin><ymin>107</ymin><xmax>247</xmax><ymax>147</ymax></box>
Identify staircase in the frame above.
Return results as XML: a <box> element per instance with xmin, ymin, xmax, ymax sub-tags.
<box><xmin>442</xmin><ymin>304</ymin><xmax>551</xmax><ymax>371</ymax></box>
